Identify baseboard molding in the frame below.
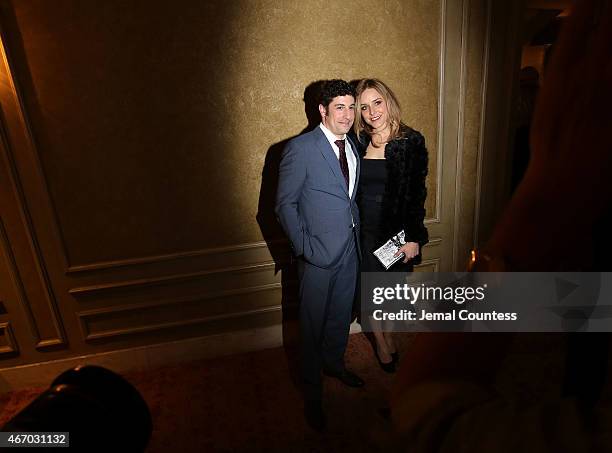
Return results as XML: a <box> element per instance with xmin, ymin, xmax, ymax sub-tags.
<box><xmin>0</xmin><ymin>321</ymin><xmax>364</xmax><ymax>392</ymax></box>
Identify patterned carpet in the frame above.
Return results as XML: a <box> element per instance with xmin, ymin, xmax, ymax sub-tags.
<box><xmin>0</xmin><ymin>333</ymin><xmax>408</xmax><ymax>452</ymax></box>
<box><xmin>0</xmin><ymin>332</ymin><xmax>587</xmax><ymax>452</ymax></box>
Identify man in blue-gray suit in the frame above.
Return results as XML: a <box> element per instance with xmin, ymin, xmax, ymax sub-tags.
<box><xmin>275</xmin><ymin>80</ymin><xmax>363</xmax><ymax>431</ymax></box>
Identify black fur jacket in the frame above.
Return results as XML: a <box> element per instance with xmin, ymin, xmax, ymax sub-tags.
<box><xmin>354</xmin><ymin>125</ymin><xmax>429</xmax><ymax>250</ymax></box>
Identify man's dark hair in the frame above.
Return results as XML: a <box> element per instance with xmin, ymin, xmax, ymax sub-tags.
<box><xmin>318</xmin><ymin>79</ymin><xmax>356</xmax><ymax>108</ymax></box>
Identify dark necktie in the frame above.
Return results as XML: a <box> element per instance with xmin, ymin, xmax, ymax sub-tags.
<box><xmin>335</xmin><ymin>139</ymin><xmax>349</xmax><ymax>189</ymax></box>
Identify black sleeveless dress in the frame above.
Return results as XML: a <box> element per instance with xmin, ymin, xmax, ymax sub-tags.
<box><xmin>359</xmin><ymin>158</ymin><xmax>413</xmax><ymax>272</ymax></box>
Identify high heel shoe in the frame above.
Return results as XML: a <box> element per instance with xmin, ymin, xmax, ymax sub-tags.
<box><xmin>375</xmin><ymin>350</ymin><xmax>396</xmax><ymax>373</ymax></box>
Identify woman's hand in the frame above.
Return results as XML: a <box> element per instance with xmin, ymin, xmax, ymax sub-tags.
<box><xmin>396</xmin><ymin>242</ymin><xmax>419</xmax><ymax>262</ymax></box>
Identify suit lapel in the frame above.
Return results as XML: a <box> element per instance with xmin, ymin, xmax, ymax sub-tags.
<box><xmin>314</xmin><ymin>128</ymin><xmax>349</xmax><ymax>196</ymax></box>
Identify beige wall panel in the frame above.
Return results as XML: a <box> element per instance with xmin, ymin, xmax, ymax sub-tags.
<box><xmin>5</xmin><ymin>0</ymin><xmax>439</xmax><ymax>267</ymax></box>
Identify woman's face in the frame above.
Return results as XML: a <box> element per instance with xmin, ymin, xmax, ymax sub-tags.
<box><xmin>359</xmin><ymin>88</ymin><xmax>389</xmax><ymax>130</ymax></box>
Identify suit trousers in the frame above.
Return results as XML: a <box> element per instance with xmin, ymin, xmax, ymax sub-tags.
<box><xmin>298</xmin><ymin>229</ymin><xmax>359</xmax><ymax>402</ymax></box>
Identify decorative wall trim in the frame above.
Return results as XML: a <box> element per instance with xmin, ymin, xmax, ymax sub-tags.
<box><xmin>79</xmin><ymin>304</ymin><xmax>282</xmax><ymax>342</ymax></box>
<box><xmin>452</xmin><ymin>0</ymin><xmax>470</xmax><ymax>270</ymax></box>
<box><xmin>0</xmin><ymin>200</ymin><xmax>63</xmax><ymax>349</ymax></box>
<box><xmin>66</xmin><ymin>239</ymin><xmax>287</xmax><ymax>274</ymax></box>
<box><xmin>423</xmin><ymin>237</ymin><xmax>442</xmax><ymax>249</ymax></box>
<box><xmin>0</xmin><ymin>215</ymin><xmax>37</xmax><ymax>345</ymax></box>
<box><xmin>416</xmin><ymin>258</ymin><xmax>441</xmax><ymax>272</ymax></box>
<box><xmin>473</xmin><ymin>0</ymin><xmax>492</xmax><ymax>249</ymax></box>
<box><xmin>0</xmin><ymin>28</ymin><xmax>69</xmax><ymax>271</ymax></box>
<box><xmin>428</xmin><ymin>0</ymin><xmax>467</xmax><ymax>271</ymax></box>
<box><xmin>69</xmin><ymin>261</ymin><xmax>277</xmax><ymax>297</ymax></box>
<box><xmin>68</xmin><ymin>236</ymin><xmax>441</xmax><ymax>297</ymax></box>
<box><xmin>79</xmin><ymin>281</ymin><xmax>283</xmax><ymax>319</ymax></box>
<box><xmin>0</xmin><ymin>321</ymin><xmax>18</xmax><ymax>355</ymax></box>
<box><xmin>0</xmin><ymin>23</ymin><xmax>80</xmax><ymax>274</ymax></box>
<box><xmin>0</xmin><ymin>147</ymin><xmax>64</xmax><ymax>350</ymax></box>
<box><xmin>71</xmin><ymin>234</ymin><xmax>442</xmax><ymax>342</ymax></box>
<box><xmin>0</xmin><ymin>31</ymin><xmax>66</xmax><ymax>349</ymax></box>
<box><xmin>433</xmin><ymin>0</ymin><xmax>447</xmax><ymax>224</ymax></box>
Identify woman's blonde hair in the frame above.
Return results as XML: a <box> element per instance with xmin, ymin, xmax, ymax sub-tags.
<box><xmin>354</xmin><ymin>78</ymin><xmax>404</xmax><ymax>144</ymax></box>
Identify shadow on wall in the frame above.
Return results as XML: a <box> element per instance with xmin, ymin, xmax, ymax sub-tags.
<box><xmin>255</xmin><ymin>80</ymin><xmax>326</xmax><ymax>392</ymax></box>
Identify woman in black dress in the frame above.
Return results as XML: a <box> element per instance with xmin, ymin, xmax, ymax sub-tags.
<box><xmin>354</xmin><ymin>78</ymin><xmax>429</xmax><ymax>372</ymax></box>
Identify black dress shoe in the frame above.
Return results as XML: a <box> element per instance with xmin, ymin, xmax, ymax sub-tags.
<box><xmin>324</xmin><ymin>368</ymin><xmax>365</xmax><ymax>387</ymax></box>
<box><xmin>304</xmin><ymin>400</ymin><xmax>326</xmax><ymax>431</ymax></box>
<box><xmin>375</xmin><ymin>350</ymin><xmax>396</xmax><ymax>374</ymax></box>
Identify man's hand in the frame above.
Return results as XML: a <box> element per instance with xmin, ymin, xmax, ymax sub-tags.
<box><xmin>396</xmin><ymin>242</ymin><xmax>419</xmax><ymax>262</ymax></box>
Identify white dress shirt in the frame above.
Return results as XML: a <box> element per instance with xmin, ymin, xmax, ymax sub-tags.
<box><xmin>319</xmin><ymin>123</ymin><xmax>357</xmax><ymax>198</ymax></box>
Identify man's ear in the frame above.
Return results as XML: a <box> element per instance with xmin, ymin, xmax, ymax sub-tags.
<box><xmin>318</xmin><ymin>104</ymin><xmax>327</xmax><ymax>119</ymax></box>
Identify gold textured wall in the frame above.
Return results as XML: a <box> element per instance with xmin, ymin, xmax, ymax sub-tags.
<box><xmin>234</xmin><ymin>0</ymin><xmax>440</xmax><ymax>238</ymax></box>
<box><xmin>5</xmin><ymin>0</ymin><xmax>439</xmax><ymax>266</ymax></box>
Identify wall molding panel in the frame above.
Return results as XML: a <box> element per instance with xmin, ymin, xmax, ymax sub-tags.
<box><xmin>69</xmin><ymin>261</ymin><xmax>278</xmax><ymax>299</ymax></box>
<box><xmin>0</xmin><ymin>24</ymin><xmax>67</xmax><ymax>351</ymax></box>
<box><xmin>0</xmin><ymin>321</ymin><xmax>18</xmax><ymax>355</ymax></box>
<box><xmin>65</xmin><ymin>239</ymin><xmax>288</xmax><ymax>274</ymax></box>
<box><xmin>451</xmin><ymin>0</ymin><xmax>471</xmax><ymax>269</ymax></box>
<box><xmin>79</xmin><ymin>300</ymin><xmax>283</xmax><ymax>342</ymax></box>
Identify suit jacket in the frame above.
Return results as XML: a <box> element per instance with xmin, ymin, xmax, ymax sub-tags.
<box><xmin>275</xmin><ymin>127</ymin><xmax>360</xmax><ymax>269</ymax></box>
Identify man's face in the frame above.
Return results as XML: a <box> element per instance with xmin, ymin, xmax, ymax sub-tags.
<box><xmin>319</xmin><ymin>95</ymin><xmax>355</xmax><ymax>138</ymax></box>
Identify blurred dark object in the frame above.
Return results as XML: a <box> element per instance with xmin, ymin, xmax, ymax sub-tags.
<box><xmin>511</xmin><ymin>66</ymin><xmax>540</xmax><ymax>192</ymax></box>
<box><xmin>531</xmin><ymin>16</ymin><xmax>563</xmax><ymax>45</ymax></box>
<box><xmin>2</xmin><ymin>365</ymin><xmax>152</xmax><ymax>452</ymax></box>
